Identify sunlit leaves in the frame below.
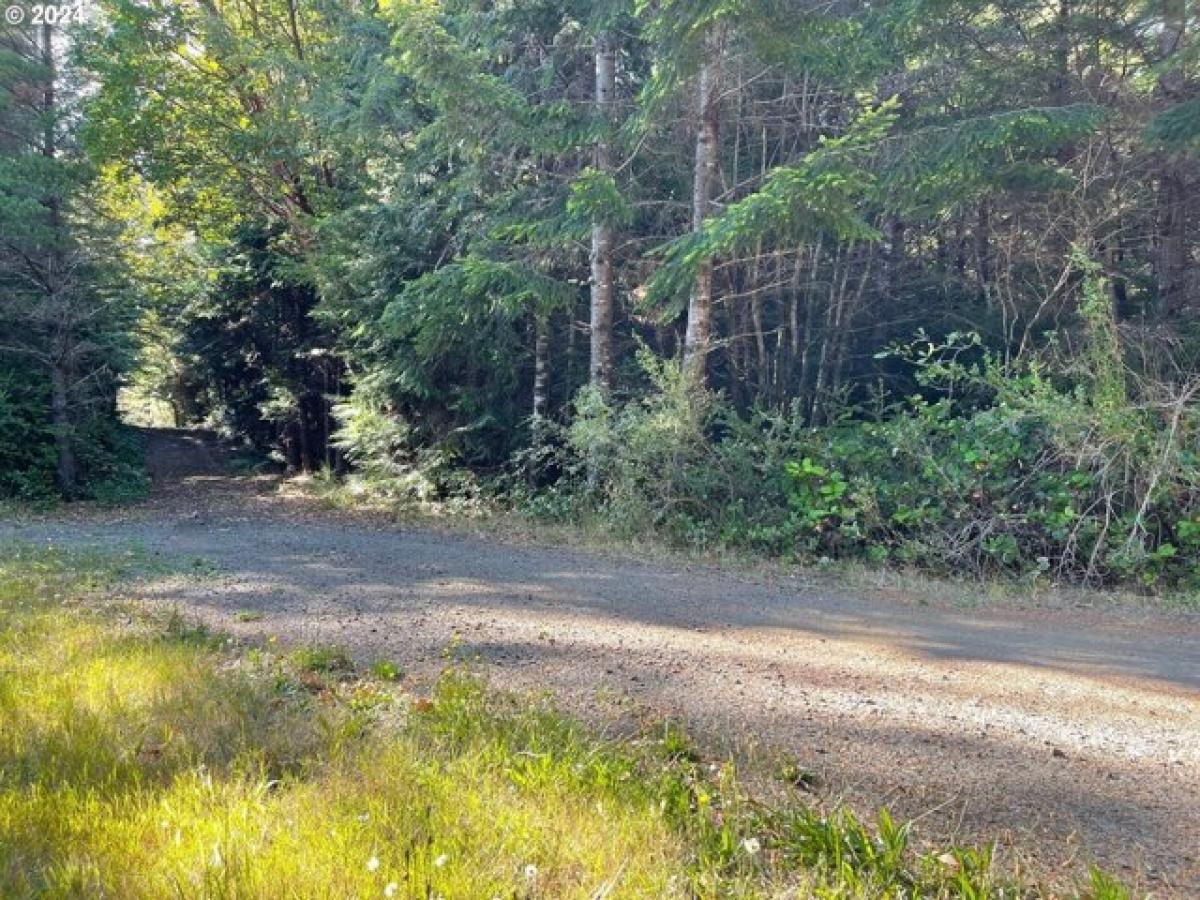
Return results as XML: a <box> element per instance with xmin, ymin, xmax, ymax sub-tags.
<box><xmin>643</xmin><ymin>101</ymin><xmax>898</xmax><ymax>309</ymax></box>
<box><xmin>566</xmin><ymin>169</ymin><xmax>633</xmax><ymax>229</ymax></box>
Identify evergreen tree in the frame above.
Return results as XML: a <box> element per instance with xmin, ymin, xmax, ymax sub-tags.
<box><xmin>1</xmin><ymin>19</ymin><xmax>134</xmax><ymax>498</ymax></box>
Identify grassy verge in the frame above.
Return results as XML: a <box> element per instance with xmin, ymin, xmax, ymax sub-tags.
<box><xmin>0</xmin><ymin>545</ymin><xmax>1130</xmax><ymax>898</ymax></box>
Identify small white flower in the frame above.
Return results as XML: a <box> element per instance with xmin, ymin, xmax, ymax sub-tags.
<box><xmin>523</xmin><ymin>863</ymin><xmax>539</xmax><ymax>881</ymax></box>
<box><xmin>366</xmin><ymin>856</ymin><xmax>381</xmax><ymax>872</ymax></box>
<box><xmin>434</xmin><ymin>853</ymin><xmax>448</xmax><ymax>868</ymax></box>
<box><xmin>741</xmin><ymin>837</ymin><xmax>761</xmax><ymax>855</ymax></box>
<box><xmin>384</xmin><ymin>883</ymin><xmax>398</xmax><ymax>898</ymax></box>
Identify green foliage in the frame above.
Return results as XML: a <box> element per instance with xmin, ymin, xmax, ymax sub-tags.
<box><xmin>330</xmin><ymin>388</ymin><xmax>480</xmax><ymax>504</ymax></box>
<box><xmin>886</xmin><ymin>105</ymin><xmax>1108</xmax><ymax>213</ymax></box>
<box><xmin>289</xmin><ymin>645</ymin><xmax>354</xmax><ymax>675</ymax></box>
<box><xmin>782</xmin><ymin>457</ymin><xmax>861</xmax><ymax>548</ymax></box>
<box><xmin>1145</xmin><ymin>98</ymin><xmax>1200</xmax><ymax>154</ymax></box>
<box><xmin>158</xmin><ymin>226</ymin><xmax>341</xmax><ymax>469</ymax></box>
<box><xmin>0</xmin><ymin>368</ymin><xmax>57</xmax><ymax>501</ymax></box>
<box><xmin>331</xmin><ymin>391</ymin><xmax>419</xmax><ymax>482</ymax></box>
<box><xmin>564</xmin><ymin>351</ymin><xmax>757</xmax><ymax>547</ymax></box>
<box><xmin>18</xmin><ymin>0</ymin><xmax>1200</xmax><ymax>604</ymax></box>
<box><xmin>645</xmin><ymin>101</ymin><xmax>895</xmax><ymax>309</ymax></box>
<box><xmin>1</xmin><ymin>18</ymin><xmax>142</xmax><ymax>499</ymax></box>
<box><xmin>0</xmin><ymin>358</ymin><xmax>146</xmax><ymax>503</ymax></box>
<box><xmin>552</xmin><ymin>256</ymin><xmax>1196</xmax><ymax>590</ymax></box>
<box><xmin>369</xmin><ymin>659</ymin><xmax>404</xmax><ymax>681</ymax></box>
<box><xmin>567</xmin><ymin>168</ymin><xmax>634</xmax><ymax>229</ymax></box>
<box><xmin>546</xmin><ymin>322</ymin><xmax>1200</xmax><ymax>587</ymax></box>
<box><xmin>75</xmin><ymin>423</ymin><xmax>151</xmax><ymax>505</ymax></box>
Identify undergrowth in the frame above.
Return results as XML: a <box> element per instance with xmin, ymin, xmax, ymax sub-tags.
<box><xmin>510</xmin><ymin>331</ymin><xmax>1200</xmax><ymax>594</ymax></box>
<box><xmin>0</xmin><ymin>545</ymin><xmax>1133</xmax><ymax>898</ymax></box>
<box><xmin>324</xmin><ymin>328</ymin><xmax>1200</xmax><ymax>599</ymax></box>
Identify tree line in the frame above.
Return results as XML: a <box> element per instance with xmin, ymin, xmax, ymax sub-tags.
<box><xmin>2</xmin><ymin>0</ymin><xmax>1197</xmax><ymax>584</ymax></box>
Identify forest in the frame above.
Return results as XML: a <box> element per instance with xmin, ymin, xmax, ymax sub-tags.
<box><xmin>3</xmin><ymin>3</ymin><xmax>1200</xmax><ymax>896</ymax></box>
<box><xmin>2</xmin><ymin>0</ymin><xmax>1199</xmax><ymax>588</ymax></box>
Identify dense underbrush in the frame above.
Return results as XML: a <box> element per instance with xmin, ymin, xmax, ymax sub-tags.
<box><xmin>0</xmin><ymin>369</ymin><xmax>148</xmax><ymax>504</ymax></box>
<box><xmin>330</xmin><ymin>326</ymin><xmax>1200</xmax><ymax>593</ymax></box>
<box><xmin>525</xmin><ymin>341</ymin><xmax>1200</xmax><ymax>590</ymax></box>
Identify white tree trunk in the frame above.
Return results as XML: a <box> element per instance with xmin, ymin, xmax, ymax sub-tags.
<box><xmin>589</xmin><ymin>34</ymin><xmax>616</xmax><ymax>393</ymax></box>
<box><xmin>683</xmin><ymin>27</ymin><xmax>723</xmax><ymax>388</ymax></box>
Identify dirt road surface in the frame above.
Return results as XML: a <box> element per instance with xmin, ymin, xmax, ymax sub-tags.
<box><xmin>3</xmin><ymin>429</ymin><xmax>1197</xmax><ymax>893</ymax></box>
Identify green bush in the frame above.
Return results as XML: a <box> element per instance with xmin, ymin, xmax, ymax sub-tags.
<box><xmin>562</xmin><ymin>352</ymin><xmax>800</xmax><ymax>550</ymax></box>
<box><xmin>0</xmin><ymin>367</ymin><xmax>59</xmax><ymax>500</ymax></box>
<box><xmin>0</xmin><ymin>366</ymin><xmax>147</xmax><ymax>503</ymax></box>
<box><xmin>544</xmin><ymin>341</ymin><xmax>1200</xmax><ymax>588</ymax></box>
<box><xmin>331</xmin><ymin>390</ymin><xmax>478</xmax><ymax>504</ymax></box>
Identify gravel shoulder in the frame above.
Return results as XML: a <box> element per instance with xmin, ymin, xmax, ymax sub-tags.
<box><xmin>3</xmin><ymin>430</ymin><xmax>1197</xmax><ymax>894</ymax></box>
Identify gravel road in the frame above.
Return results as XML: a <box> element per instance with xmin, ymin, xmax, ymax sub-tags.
<box><xmin>3</xmin><ymin>430</ymin><xmax>1197</xmax><ymax>894</ymax></box>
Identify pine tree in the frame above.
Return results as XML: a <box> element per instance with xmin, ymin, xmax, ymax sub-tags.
<box><xmin>1</xmin><ymin>20</ymin><xmax>132</xmax><ymax>497</ymax></box>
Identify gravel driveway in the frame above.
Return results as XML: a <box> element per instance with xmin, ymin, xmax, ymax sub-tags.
<box><xmin>3</xmin><ymin>430</ymin><xmax>1197</xmax><ymax>894</ymax></box>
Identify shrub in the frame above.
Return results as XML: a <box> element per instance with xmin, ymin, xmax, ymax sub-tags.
<box><xmin>542</xmin><ymin>336</ymin><xmax>1200</xmax><ymax>588</ymax></box>
<box><xmin>563</xmin><ymin>352</ymin><xmax>802</xmax><ymax>550</ymax></box>
<box><xmin>0</xmin><ymin>365</ymin><xmax>148</xmax><ymax>503</ymax></box>
<box><xmin>331</xmin><ymin>389</ymin><xmax>478</xmax><ymax>504</ymax></box>
<box><xmin>0</xmin><ymin>367</ymin><xmax>59</xmax><ymax>501</ymax></box>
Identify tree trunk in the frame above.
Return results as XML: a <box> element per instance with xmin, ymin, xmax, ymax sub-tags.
<box><xmin>533</xmin><ymin>315</ymin><xmax>550</xmax><ymax>419</ymax></box>
<box><xmin>797</xmin><ymin>241</ymin><xmax>822</xmax><ymax>411</ymax></box>
<box><xmin>975</xmin><ymin>199</ymin><xmax>992</xmax><ymax>309</ymax></box>
<box><xmin>683</xmin><ymin>27</ymin><xmax>723</xmax><ymax>388</ymax></box>
<box><xmin>785</xmin><ymin>247</ymin><xmax>803</xmax><ymax>396</ymax></box>
<box><xmin>811</xmin><ymin>244</ymin><xmax>851</xmax><ymax>425</ymax></box>
<box><xmin>41</xmin><ymin>23</ymin><xmax>55</xmax><ymax>165</ymax></box>
<box><xmin>565</xmin><ymin>298</ymin><xmax>579</xmax><ymax>393</ymax></box>
<box><xmin>877</xmin><ymin>215</ymin><xmax>904</xmax><ymax>301</ymax></box>
<box><xmin>1156</xmin><ymin>0</ymin><xmax>1191</xmax><ymax>318</ymax></box>
<box><xmin>532</xmin><ymin>313</ymin><xmax>550</xmax><ymax>437</ymax></box>
<box><xmin>1051</xmin><ymin>0</ymin><xmax>1071</xmax><ymax>107</ymax></box>
<box><xmin>589</xmin><ymin>35</ymin><xmax>617</xmax><ymax>394</ymax></box>
<box><xmin>1157</xmin><ymin>171</ymin><xmax>1189</xmax><ymax>317</ymax></box>
<box><xmin>298</xmin><ymin>398</ymin><xmax>313</xmax><ymax>472</ymax></box>
<box><xmin>748</xmin><ymin>241</ymin><xmax>768</xmax><ymax>397</ymax></box>
<box><xmin>42</xmin><ymin>23</ymin><xmax>76</xmax><ymax>497</ymax></box>
<box><xmin>50</xmin><ymin>361</ymin><xmax>77</xmax><ymax>497</ymax></box>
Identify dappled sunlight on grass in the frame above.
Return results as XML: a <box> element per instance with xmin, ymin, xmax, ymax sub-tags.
<box><xmin>0</xmin><ymin>747</ymin><xmax>685</xmax><ymax>898</ymax></box>
<box><xmin>0</xmin><ymin>545</ymin><xmax>1130</xmax><ymax>898</ymax></box>
<box><xmin>0</xmin><ymin>548</ymin><xmax>688</xmax><ymax>897</ymax></box>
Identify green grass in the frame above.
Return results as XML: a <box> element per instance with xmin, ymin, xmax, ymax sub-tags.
<box><xmin>0</xmin><ymin>545</ymin><xmax>1132</xmax><ymax>899</ymax></box>
<box><xmin>369</xmin><ymin>659</ymin><xmax>404</xmax><ymax>682</ymax></box>
<box><xmin>288</xmin><ymin>644</ymin><xmax>354</xmax><ymax>674</ymax></box>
